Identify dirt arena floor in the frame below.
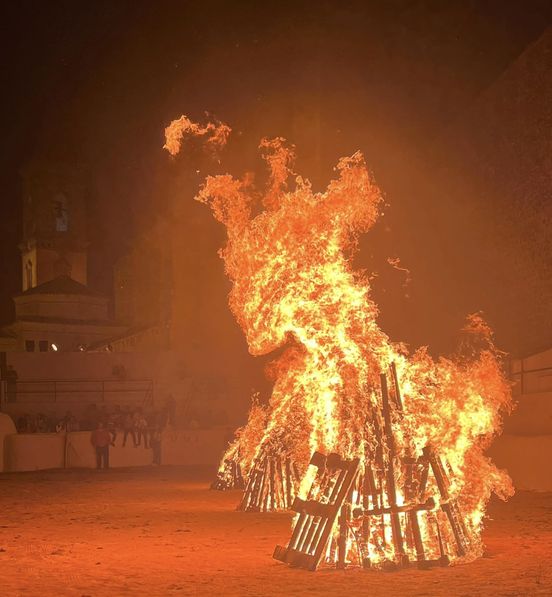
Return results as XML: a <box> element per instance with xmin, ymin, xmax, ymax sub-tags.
<box><xmin>0</xmin><ymin>467</ymin><xmax>550</xmax><ymax>596</ymax></box>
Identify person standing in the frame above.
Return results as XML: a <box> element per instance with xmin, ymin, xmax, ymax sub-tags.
<box><xmin>150</xmin><ymin>425</ymin><xmax>162</xmax><ymax>466</ymax></box>
<box><xmin>135</xmin><ymin>410</ymin><xmax>148</xmax><ymax>448</ymax></box>
<box><xmin>122</xmin><ymin>408</ymin><xmax>137</xmax><ymax>447</ymax></box>
<box><xmin>91</xmin><ymin>421</ymin><xmax>112</xmax><ymax>469</ymax></box>
<box><xmin>107</xmin><ymin>409</ymin><xmax>119</xmax><ymax>446</ymax></box>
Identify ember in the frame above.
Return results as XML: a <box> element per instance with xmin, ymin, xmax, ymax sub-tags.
<box><xmin>165</xmin><ymin>115</ymin><xmax>513</xmax><ymax>570</ymax></box>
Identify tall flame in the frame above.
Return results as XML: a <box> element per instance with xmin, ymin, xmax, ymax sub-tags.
<box><xmin>165</xmin><ymin>115</ymin><xmax>513</xmax><ymax>564</ymax></box>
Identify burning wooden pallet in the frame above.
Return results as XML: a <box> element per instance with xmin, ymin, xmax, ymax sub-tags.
<box><xmin>273</xmin><ymin>363</ymin><xmax>474</xmax><ymax>571</ymax></box>
<box><xmin>211</xmin><ymin>458</ymin><xmax>245</xmax><ymax>491</ymax></box>
<box><xmin>273</xmin><ymin>451</ymin><xmax>360</xmax><ymax>570</ymax></box>
<box><xmin>238</xmin><ymin>453</ymin><xmax>300</xmax><ymax>511</ymax></box>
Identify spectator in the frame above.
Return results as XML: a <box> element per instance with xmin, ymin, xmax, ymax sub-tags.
<box><xmin>27</xmin><ymin>414</ymin><xmax>37</xmax><ymax>433</ymax></box>
<box><xmin>67</xmin><ymin>411</ymin><xmax>79</xmax><ymax>432</ymax></box>
<box><xmin>56</xmin><ymin>410</ymin><xmax>79</xmax><ymax>433</ymax></box>
<box><xmin>107</xmin><ymin>410</ymin><xmax>119</xmax><ymax>445</ymax></box>
<box><xmin>55</xmin><ymin>418</ymin><xmax>65</xmax><ymax>433</ymax></box>
<box><xmin>36</xmin><ymin>413</ymin><xmax>48</xmax><ymax>433</ymax></box>
<box><xmin>45</xmin><ymin>412</ymin><xmax>57</xmax><ymax>432</ymax></box>
<box><xmin>150</xmin><ymin>425</ymin><xmax>162</xmax><ymax>465</ymax></box>
<box><xmin>91</xmin><ymin>421</ymin><xmax>112</xmax><ymax>470</ymax></box>
<box><xmin>112</xmin><ymin>405</ymin><xmax>123</xmax><ymax>429</ymax></box>
<box><xmin>135</xmin><ymin>410</ymin><xmax>148</xmax><ymax>448</ymax></box>
<box><xmin>146</xmin><ymin>410</ymin><xmax>158</xmax><ymax>444</ymax></box>
<box><xmin>16</xmin><ymin>413</ymin><xmax>28</xmax><ymax>433</ymax></box>
<box><xmin>122</xmin><ymin>408</ymin><xmax>137</xmax><ymax>447</ymax></box>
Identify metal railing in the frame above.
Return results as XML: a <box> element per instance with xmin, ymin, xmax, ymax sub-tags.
<box><xmin>0</xmin><ymin>378</ymin><xmax>154</xmax><ymax>408</ymax></box>
<box><xmin>511</xmin><ymin>362</ymin><xmax>552</xmax><ymax>396</ymax></box>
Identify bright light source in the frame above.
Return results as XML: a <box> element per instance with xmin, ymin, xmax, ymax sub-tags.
<box><xmin>51</xmin><ymin>343</ymin><xmax>58</xmax><ymax>351</ymax></box>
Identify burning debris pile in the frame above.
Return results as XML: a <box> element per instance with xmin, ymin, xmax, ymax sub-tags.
<box><xmin>274</xmin><ymin>364</ymin><xmax>476</xmax><ymax>570</ymax></box>
<box><xmin>165</xmin><ymin>116</ymin><xmax>513</xmax><ymax>570</ymax></box>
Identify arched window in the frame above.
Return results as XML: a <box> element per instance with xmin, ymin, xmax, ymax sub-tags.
<box><xmin>53</xmin><ymin>193</ymin><xmax>68</xmax><ymax>232</ymax></box>
<box><xmin>25</xmin><ymin>260</ymin><xmax>33</xmax><ymax>290</ymax></box>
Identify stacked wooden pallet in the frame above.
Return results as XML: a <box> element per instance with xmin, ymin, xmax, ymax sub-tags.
<box><xmin>238</xmin><ymin>454</ymin><xmax>300</xmax><ymax>512</ymax></box>
<box><xmin>273</xmin><ymin>364</ymin><xmax>473</xmax><ymax>571</ymax></box>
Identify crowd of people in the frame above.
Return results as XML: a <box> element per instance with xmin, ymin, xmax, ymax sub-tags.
<box><xmin>10</xmin><ymin>398</ymin><xmax>231</xmax><ymax>471</ymax></box>
<box><xmin>14</xmin><ymin>399</ymin><xmax>229</xmax><ymax>436</ymax></box>
<box><xmin>15</xmin><ymin>411</ymin><xmax>64</xmax><ymax>433</ymax></box>
<box><xmin>15</xmin><ymin>402</ymin><xmax>174</xmax><ymax>447</ymax></box>
<box><xmin>90</xmin><ymin>412</ymin><xmax>164</xmax><ymax>469</ymax></box>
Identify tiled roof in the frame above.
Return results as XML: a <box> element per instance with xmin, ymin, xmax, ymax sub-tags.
<box><xmin>15</xmin><ymin>275</ymin><xmax>103</xmax><ymax>298</ymax></box>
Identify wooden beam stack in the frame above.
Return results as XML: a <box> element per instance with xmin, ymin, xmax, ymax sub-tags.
<box><xmin>238</xmin><ymin>453</ymin><xmax>300</xmax><ymax>512</ymax></box>
<box><xmin>272</xmin><ymin>363</ymin><xmax>474</xmax><ymax>571</ymax></box>
<box><xmin>210</xmin><ymin>457</ymin><xmax>245</xmax><ymax>490</ymax></box>
<box><xmin>273</xmin><ymin>451</ymin><xmax>360</xmax><ymax>570</ymax></box>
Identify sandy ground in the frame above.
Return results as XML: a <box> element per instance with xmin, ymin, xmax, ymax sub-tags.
<box><xmin>0</xmin><ymin>467</ymin><xmax>551</xmax><ymax>597</ymax></box>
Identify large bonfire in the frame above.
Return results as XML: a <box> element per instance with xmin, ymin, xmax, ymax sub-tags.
<box><xmin>164</xmin><ymin>115</ymin><xmax>513</xmax><ymax>569</ymax></box>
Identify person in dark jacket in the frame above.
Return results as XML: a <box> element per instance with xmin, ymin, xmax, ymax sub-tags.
<box><xmin>150</xmin><ymin>426</ymin><xmax>162</xmax><ymax>466</ymax></box>
<box><xmin>91</xmin><ymin>421</ymin><xmax>112</xmax><ymax>469</ymax></box>
<box><xmin>122</xmin><ymin>409</ymin><xmax>137</xmax><ymax>447</ymax></box>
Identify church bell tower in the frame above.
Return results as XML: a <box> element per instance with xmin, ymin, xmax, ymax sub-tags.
<box><xmin>19</xmin><ymin>162</ymin><xmax>88</xmax><ymax>291</ymax></box>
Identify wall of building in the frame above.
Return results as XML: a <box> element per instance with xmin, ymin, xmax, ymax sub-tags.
<box><xmin>0</xmin><ymin>336</ymin><xmax>17</xmax><ymax>352</ymax></box>
<box><xmin>6</xmin><ymin>320</ymin><xmax>125</xmax><ymax>353</ymax></box>
<box><xmin>107</xmin><ymin>325</ymin><xmax>168</xmax><ymax>352</ymax></box>
<box><xmin>15</xmin><ymin>293</ymin><xmax>109</xmax><ymax>322</ymax></box>
<box><xmin>22</xmin><ymin>246</ymin><xmax>88</xmax><ymax>288</ymax></box>
<box><xmin>488</xmin><ymin>347</ymin><xmax>552</xmax><ymax>491</ymax></box>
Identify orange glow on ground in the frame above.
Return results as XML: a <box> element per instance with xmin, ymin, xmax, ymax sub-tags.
<box><xmin>0</xmin><ymin>469</ymin><xmax>548</xmax><ymax>595</ymax></box>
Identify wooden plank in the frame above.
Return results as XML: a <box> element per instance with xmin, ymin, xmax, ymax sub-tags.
<box><xmin>303</xmin><ymin>468</ymin><xmax>346</xmax><ymax>554</ymax></box>
<box><xmin>239</xmin><ymin>460</ymin><xmax>257</xmax><ymax>510</ymax></box>
<box><xmin>269</xmin><ymin>457</ymin><xmax>275</xmax><ymax>511</ymax></box>
<box><xmin>390</xmin><ymin>361</ymin><xmax>404</xmax><ymax>411</ymax></box>
<box><xmin>364</xmin><ymin>496</ymin><xmax>435</xmax><ymax>516</ymax></box>
<box><xmin>337</xmin><ymin>496</ymin><xmax>351</xmax><ymax>569</ymax></box>
<box><xmin>409</xmin><ymin>510</ymin><xmax>427</xmax><ymax>567</ymax></box>
<box><xmin>423</xmin><ymin>447</ymin><xmax>469</xmax><ymax>557</ymax></box>
<box><xmin>308</xmin><ymin>458</ymin><xmax>359</xmax><ymax>570</ymax></box>
<box><xmin>274</xmin><ymin>452</ymin><xmax>360</xmax><ymax>571</ymax></box>
<box><xmin>285</xmin><ymin>458</ymin><xmax>292</xmax><ymax>508</ymax></box>
<box><xmin>380</xmin><ymin>373</ymin><xmax>407</xmax><ymax>565</ymax></box>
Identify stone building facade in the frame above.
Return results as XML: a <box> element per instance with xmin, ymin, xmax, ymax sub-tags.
<box><xmin>0</xmin><ymin>163</ymin><xmax>125</xmax><ymax>352</ymax></box>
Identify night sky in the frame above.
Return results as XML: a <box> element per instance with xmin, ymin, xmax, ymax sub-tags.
<box><xmin>1</xmin><ymin>0</ymin><xmax>550</xmax><ymax>352</ymax></box>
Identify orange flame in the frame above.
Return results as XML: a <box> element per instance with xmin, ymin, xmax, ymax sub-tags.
<box><xmin>163</xmin><ymin>114</ymin><xmax>230</xmax><ymax>156</ymax></box>
<box><xmin>165</xmin><ymin>115</ymin><xmax>513</xmax><ymax>565</ymax></box>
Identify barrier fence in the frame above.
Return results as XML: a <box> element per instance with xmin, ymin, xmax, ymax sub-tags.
<box><xmin>0</xmin><ymin>427</ymin><xmax>230</xmax><ymax>473</ymax></box>
<box><xmin>510</xmin><ymin>362</ymin><xmax>552</xmax><ymax>395</ymax></box>
<box><xmin>0</xmin><ymin>378</ymin><xmax>154</xmax><ymax>410</ymax></box>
